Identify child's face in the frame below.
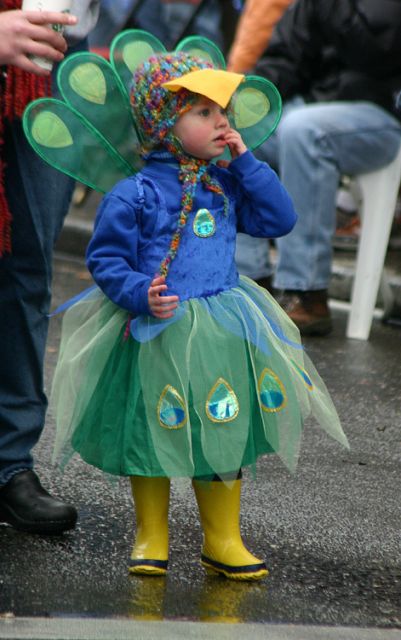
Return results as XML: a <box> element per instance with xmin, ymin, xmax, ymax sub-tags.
<box><xmin>172</xmin><ymin>96</ymin><xmax>230</xmax><ymax>160</ymax></box>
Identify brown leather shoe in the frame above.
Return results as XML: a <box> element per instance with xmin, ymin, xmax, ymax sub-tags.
<box><xmin>276</xmin><ymin>290</ymin><xmax>333</xmax><ymax>336</ymax></box>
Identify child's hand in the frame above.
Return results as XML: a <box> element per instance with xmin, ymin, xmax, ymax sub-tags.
<box><xmin>148</xmin><ymin>275</ymin><xmax>179</xmax><ymax>319</ymax></box>
<box><xmin>224</xmin><ymin>128</ymin><xmax>247</xmax><ymax>159</ymax></box>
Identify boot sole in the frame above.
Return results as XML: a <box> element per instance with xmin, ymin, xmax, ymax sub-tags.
<box><xmin>129</xmin><ymin>558</ymin><xmax>168</xmax><ymax>576</ymax></box>
<box><xmin>0</xmin><ymin>503</ymin><xmax>77</xmax><ymax>535</ymax></box>
<box><xmin>201</xmin><ymin>555</ymin><xmax>269</xmax><ymax>581</ymax></box>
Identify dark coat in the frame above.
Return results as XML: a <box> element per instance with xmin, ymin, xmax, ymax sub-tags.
<box><xmin>255</xmin><ymin>0</ymin><xmax>401</xmax><ymax>120</ymax></box>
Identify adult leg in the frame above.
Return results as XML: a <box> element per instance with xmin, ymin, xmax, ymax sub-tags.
<box><xmin>274</xmin><ymin>101</ymin><xmax>401</xmax><ymax>334</ymax></box>
<box><xmin>0</xmin><ymin>120</ymin><xmax>75</xmax><ymax>480</ymax></box>
<box><xmin>164</xmin><ymin>0</ymin><xmax>223</xmax><ymax>49</ymax></box>
<box><xmin>136</xmin><ymin>0</ymin><xmax>170</xmax><ymax>45</ymax></box>
<box><xmin>0</xmin><ymin>120</ymin><xmax>77</xmax><ymax>532</ymax></box>
<box><xmin>0</xmin><ymin>40</ymin><xmax>88</xmax><ymax>531</ymax></box>
<box><xmin>235</xmin><ymin>232</ymin><xmax>273</xmax><ymax>283</ymax></box>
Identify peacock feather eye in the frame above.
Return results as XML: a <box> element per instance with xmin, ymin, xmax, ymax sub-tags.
<box><xmin>206</xmin><ymin>378</ymin><xmax>239</xmax><ymax>423</ymax></box>
<box><xmin>258</xmin><ymin>368</ymin><xmax>287</xmax><ymax>412</ymax></box>
<box><xmin>290</xmin><ymin>359</ymin><xmax>314</xmax><ymax>390</ymax></box>
<box><xmin>157</xmin><ymin>385</ymin><xmax>187</xmax><ymax>429</ymax></box>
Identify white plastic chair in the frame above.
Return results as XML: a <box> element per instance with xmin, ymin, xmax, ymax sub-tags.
<box><xmin>346</xmin><ymin>144</ymin><xmax>401</xmax><ymax>339</ymax></box>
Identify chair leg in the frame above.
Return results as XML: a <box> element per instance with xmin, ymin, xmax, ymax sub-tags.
<box><xmin>347</xmin><ymin>150</ymin><xmax>401</xmax><ymax>339</ymax></box>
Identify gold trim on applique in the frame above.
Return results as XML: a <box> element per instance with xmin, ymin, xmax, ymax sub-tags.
<box><xmin>157</xmin><ymin>384</ymin><xmax>187</xmax><ymax>429</ymax></box>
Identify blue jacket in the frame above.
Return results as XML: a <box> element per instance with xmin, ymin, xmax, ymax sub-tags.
<box><xmin>86</xmin><ymin>150</ymin><xmax>297</xmax><ymax>316</ymax></box>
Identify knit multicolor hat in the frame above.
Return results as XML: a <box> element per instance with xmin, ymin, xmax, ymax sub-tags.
<box><xmin>130</xmin><ymin>51</ymin><xmax>213</xmax><ymax>150</ymax></box>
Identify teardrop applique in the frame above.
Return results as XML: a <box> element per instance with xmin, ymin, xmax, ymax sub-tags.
<box><xmin>233</xmin><ymin>86</ymin><xmax>270</xmax><ymax>128</ymax></box>
<box><xmin>69</xmin><ymin>62</ymin><xmax>107</xmax><ymax>105</ymax></box>
<box><xmin>157</xmin><ymin>385</ymin><xmax>187</xmax><ymax>430</ymax></box>
<box><xmin>122</xmin><ymin>41</ymin><xmax>156</xmax><ymax>73</ymax></box>
<box><xmin>193</xmin><ymin>208</ymin><xmax>216</xmax><ymax>238</ymax></box>
<box><xmin>31</xmin><ymin>111</ymin><xmax>73</xmax><ymax>148</ymax></box>
<box><xmin>206</xmin><ymin>377</ymin><xmax>239</xmax><ymax>423</ymax></box>
<box><xmin>258</xmin><ymin>368</ymin><xmax>287</xmax><ymax>413</ymax></box>
<box><xmin>290</xmin><ymin>359</ymin><xmax>314</xmax><ymax>390</ymax></box>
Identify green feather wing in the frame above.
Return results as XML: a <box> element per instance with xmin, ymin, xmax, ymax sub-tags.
<box><xmin>23</xmin><ymin>51</ymin><xmax>145</xmax><ymax>191</ymax></box>
<box><xmin>110</xmin><ymin>29</ymin><xmax>166</xmax><ymax>94</ymax></box>
<box><xmin>229</xmin><ymin>75</ymin><xmax>282</xmax><ymax>150</ymax></box>
<box><xmin>23</xmin><ymin>98</ymin><xmax>134</xmax><ymax>192</ymax></box>
<box><xmin>175</xmin><ymin>35</ymin><xmax>226</xmax><ymax>69</ymax></box>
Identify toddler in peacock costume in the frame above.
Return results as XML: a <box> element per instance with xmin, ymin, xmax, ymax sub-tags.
<box><xmin>24</xmin><ymin>30</ymin><xmax>349</xmax><ymax>580</ymax></box>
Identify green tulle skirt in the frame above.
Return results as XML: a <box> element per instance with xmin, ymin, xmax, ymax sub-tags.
<box><xmin>51</xmin><ymin>277</ymin><xmax>348</xmax><ymax>477</ymax></box>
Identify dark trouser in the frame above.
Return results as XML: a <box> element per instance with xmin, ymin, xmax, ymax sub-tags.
<box><xmin>0</xmin><ymin>40</ymin><xmax>90</xmax><ymax>485</ymax></box>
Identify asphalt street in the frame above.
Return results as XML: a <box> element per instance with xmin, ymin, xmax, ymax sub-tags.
<box><xmin>1</xmin><ymin>249</ymin><xmax>401</xmax><ymax>639</ymax></box>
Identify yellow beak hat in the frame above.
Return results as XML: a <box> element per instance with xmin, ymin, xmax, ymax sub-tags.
<box><xmin>162</xmin><ymin>68</ymin><xmax>245</xmax><ymax>109</ymax></box>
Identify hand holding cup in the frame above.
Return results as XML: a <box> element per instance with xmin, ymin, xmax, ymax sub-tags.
<box><xmin>7</xmin><ymin>0</ymin><xmax>77</xmax><ymax>73</ymax></box>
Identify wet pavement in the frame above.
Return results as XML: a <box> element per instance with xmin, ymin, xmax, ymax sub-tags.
<box><xmin>1</xmin><ymin>252</ymin><xmax>401</xmax><ymax>637</ymax></box>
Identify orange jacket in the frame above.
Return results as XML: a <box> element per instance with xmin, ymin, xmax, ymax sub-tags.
<box><xmin>227</xmin><ymin>0</ymin><xmax>293</xmax><ymax>72</ymax></box>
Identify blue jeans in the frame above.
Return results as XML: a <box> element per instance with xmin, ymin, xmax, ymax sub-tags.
<box><xmin>0</xmin><ymin>50</ymin><xmax>83</xmax><ymax>486</ymax></box>
<box><xmin>235</xmin><ymin>99</ymin><xmax>401</xmax><ymax>290</ymax></box>
<box><xmin>90</xmin><ymin>1</ymin><xmax>223</xmax><ymax>53</ymax></box>
<box><xmin>163</xmin><ymin>0</ymin><xmax>223</xmax><ymax>49</ymax></box>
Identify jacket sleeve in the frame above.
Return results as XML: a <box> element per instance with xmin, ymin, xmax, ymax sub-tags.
<box><xmin>65</xmin><ymin>1</ymin><xmax>100</xmax><ymax>45</ymax></box>
<box><xmin>227</xmin><ymin>0</ymin><xmax>292</xmax><ymax>73</ymax></box>
<box><xmin>255</xmin><ymin>0</ymin><xmax>322</xmax><ymax>100</ymax></box>
<box><xmin>86</xmin><ymin>181</ymin><xmax>151</xmax><ymax>316</ymax></box>
<box><xmin>226</xmin><ymin>150</ymin><xmax>297</xmax><ymax>237</ymax></box>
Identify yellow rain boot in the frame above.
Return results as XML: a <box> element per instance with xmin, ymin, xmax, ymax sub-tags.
<box><xmin>129</xmin><ymin>476</ymin><xmax>170</xmax><ymax>576</ymax></box>
<box><xmin>193</xmin><ymin>479</ymin><xmax>268</xmax><ymax>581</ymax></box>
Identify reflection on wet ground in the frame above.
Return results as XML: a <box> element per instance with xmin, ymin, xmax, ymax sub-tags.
<box><xmin>1</xmin><ymin>256</ymin><xmax>400</xmax><ymax>628</ymax></box>
<box><xmin>1</xmin><ymin>502</ymin><xmax>400</xmax><ymax>627</ymax></box>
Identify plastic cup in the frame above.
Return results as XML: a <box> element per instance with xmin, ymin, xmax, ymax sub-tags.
<box><xmin>22</xmin><ymin>0</ymin><xmax>73</xmax><ymax>70</ymax></box>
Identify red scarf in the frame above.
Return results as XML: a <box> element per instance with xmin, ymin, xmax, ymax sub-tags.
<box><xmin>0</xmin><ymin>0</ymin><xmax>51</xmax><ymax>255</ymax></box>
